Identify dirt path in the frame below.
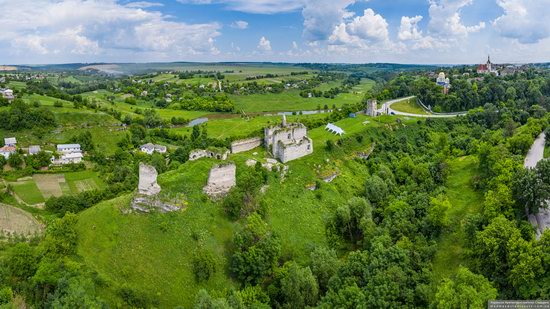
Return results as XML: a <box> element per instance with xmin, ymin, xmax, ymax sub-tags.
<box><xmin>524</xmin><ymin>132</ymin><xmax>549</xmax><ymax>239</ymax></box>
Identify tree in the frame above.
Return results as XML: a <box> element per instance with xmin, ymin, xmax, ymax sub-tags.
<box><xmin>231</xmin><ymin>213</ymin><xmax>281</xmax><ymax>284</ymax></box>
<box><xmin>433</xmin><ymin>267</ymin><xmax>497</xmax><ymax>309</ymax></box>
<box><xmin>7</xmin><ymin>243</ymin><xmax>38</xmax><ymax>280</ymax></box>
<box><xmin>280</xmin><ymin>263</ymin><xmax>319</xmax><ymax>308</ymax></box>
<box><xmin>327</xmin><ymin>197</ymin><xmax>374</xmax><ymax>245</ymax></box>
<box><xmin>193</xmin><ymin>250</ymin><xmax>216</xmax><ymax>283</ymax></box>
<box><xmin>309</xmin><ymin>247</ymin><xmax>339</xmax><ymax>292</ymax></box>
<box><xmin>427</xmin><ymin>195</ymin><xmax>451</xmax><ymax>233</ymax></box>
<box><xmin>365</xmin><ymin>175</ymin><xmax>389</xmax><ymax>204</ymax></box>
<box><xmin>7</xmin><ymin>153</ymin><xmax>23</xmax><ymax>169</ymax></box>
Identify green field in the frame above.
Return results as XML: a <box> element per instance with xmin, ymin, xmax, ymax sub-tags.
<box><xmin>8</xmin><ymin>171</ymin><xmax>105</xmax><ymax>205</ymax></box>
<box><xmin>390</xmin><ymin>97</ymin><xmax>429</xmax><ymax>115</ymax></box>
<box><xmin>432</xmin><ymin>156</ymin><xmax>483</xmax><ymax>282</ymax></box>
<box><xmin>11</xmin><ymin>180</ymin><xmax>45</xmax><ymax>205</ymax></box>
<box><xmin>231</xmin><ymin>79</ymin><xmax>374</xmax><ymax>112</ymax></box>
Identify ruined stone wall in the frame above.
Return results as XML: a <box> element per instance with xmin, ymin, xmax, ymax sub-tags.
<box><xmin>231</xmin><ymin>137</ymin><xmax>262</xmax><ymax>154</ymax></box>
<box><xmin>138</xmin><ymin>163</ymin><xmax>161</xmax><ymax>196</ymax></box>
<box><xmin>189</xmin><ymin>149</ymin><xmax>229</xmax><ymax>161</ymax></box>
<box><xmin>270</xmin><ymin>125</ymin><xmax>308</xmax><ymax>157</ymax></box>
<box><xmin>277</xmin><ymin>137</ymin><xmax>313</xmax><ymax>163</ymax></box>
<box><xmin>203</xmin><ymin>163</ymin><xmax>236</xmax><ymax>198</ymax></box>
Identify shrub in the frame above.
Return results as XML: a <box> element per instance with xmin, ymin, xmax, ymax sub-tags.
<box><xmin>192</xmin><ymin>250</ymin><xmax>216</xmax><ymax>282</ymax></box>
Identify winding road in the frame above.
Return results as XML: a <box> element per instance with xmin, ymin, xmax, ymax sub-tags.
<box><xmin>524</xmin><ymin>132</ymin><xmax>549</xmax><ymax>239</ymax></box>
<box><xmin>380</xmin><ymin>96</ymin><xmax>468</xmax><ymax>118</ymax></box>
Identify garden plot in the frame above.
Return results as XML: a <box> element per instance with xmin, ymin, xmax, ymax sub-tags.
<box><xmin>0</xmin><ymin>203</ymin><xmax>42</xmax><ymax>237</ymax></box>
<box><xmin>33</xmin><ymin>174</ymin><xmax>64</xmax><ymax>198</ymax></box>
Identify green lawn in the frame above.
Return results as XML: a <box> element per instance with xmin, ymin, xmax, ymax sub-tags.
<box><xmin>11</xmin><ymin>181</ymin><xmax>45</xmax><ymax>205</ymax></box>
<box><xmin>432</xmin><ymin>156</ymin><xmax>483</xmax><ymax>282</ymax></box>
<box><xmin>390</xmin><ymin>97</ymin><xmax>429</xmax><ymax>115</ymax></box>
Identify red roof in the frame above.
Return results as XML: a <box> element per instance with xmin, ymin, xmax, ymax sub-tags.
<box><xmin>478</xmin><ymin>64</ymin><xmax>488</xmax><ymax>71</ymax></box>
<box><xmin>0</xmin><ymin>146</ymin><xmax>16</xmax><ymax>152</ymax></box>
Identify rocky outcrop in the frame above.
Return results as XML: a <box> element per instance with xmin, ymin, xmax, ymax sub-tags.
<box><xmin>203</xmin><ymin>163</ymin><xmax>236</xmax><ymax>198</ymax></box>
<box><xmin>138</xmin><ymin>163</ymin><xmax>161</xmax><ymax>196</ymax></box>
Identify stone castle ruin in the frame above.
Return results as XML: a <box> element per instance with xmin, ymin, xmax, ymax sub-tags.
<box><xmin>138</xmin><ymin>163</ymin><xmax>161</xmax><ymax>196</ymax></box>
<box><xmin>203</xmin><ymin>163</ymin><xmax>236</xmax><ymax>198</ymax></box>
<box><xmin>189</xmin><ymin>148</ymin><xmax>230</xmax><ymax>161</ymax></box>
<box><xmin>131</xmin><ymin>163</ymin><xmax>181</xmax><ymax>213</ymax></box>
<box><xmin>231</xmin><ymin>137</ymin><xmax>262</xmax><ymax>154</ymax></box>
<box><xmin>264</xmin><ymin>115</ymin><xmax>313</xmax><ymax>163</ymax></box>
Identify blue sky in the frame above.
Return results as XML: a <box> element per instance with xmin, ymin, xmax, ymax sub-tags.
<box><xmin>0</xmin><ymin>0</ymin><xmax>549</xmax><ymax>64</ymax></box>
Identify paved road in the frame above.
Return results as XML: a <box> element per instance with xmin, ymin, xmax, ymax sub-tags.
<box><xmin>380</xmin><ymin>96</ymin><xmax>468</xmax><ymax>118</ymax></box>
<box><xmin>524</xmin><ymin>132</ymin><xmax>549</xmax><ymax>239</ymax></box>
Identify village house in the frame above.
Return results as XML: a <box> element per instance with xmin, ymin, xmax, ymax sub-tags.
<box><xmin>4</xmin><ymin>137</ymin><xmax>16</xmax><ymax>147</ymax></box>
<box><xmin>0</xmin><ymin>146</ymin><xmax>16</xmax><ymax>159</ymax></box>
<box><xmin>52</xmin><ymin>143</ymin><xmax>83</xmax><ymax>165</ymax></box>
<box><xmin>140</xmin><ymin>143</ymin><xmax>167</xmax><ymax>155</ymax></box>
<box><xmin>57</xmin><ymin>144</ymin><xmax>81</xmax><ymax>154</ymax></box>
<box><xmin>0</xmin><ymin>88</ymin><xmax>14</xmax><ymax>100</ymax></box>
<box><xmin>52</xmin><ymin>152</ymin><xmax>83</xmax><ymax>165</ymax></box>
<box><xmin>28</xmin><ymin>145</ymin><xmax>41</xmax><ymax>155</ymax></box>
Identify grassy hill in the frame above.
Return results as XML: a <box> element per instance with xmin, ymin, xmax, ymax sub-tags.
<box><xmin>76</xmin><ymin>114</ymin><xmax>408</xmax><ymax>307</ymax></box>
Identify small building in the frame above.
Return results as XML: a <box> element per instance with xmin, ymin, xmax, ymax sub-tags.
<box><xmin>325</xmin><ymin>123</ymin><xmax>345</xmax><ymax>136</ymax></box>
<box><xmin>28</xmin><ymin>145</ymin><xmax>41</xmax><ymax>155</ymax></box>
<box><xmin>140</xmin><ymin>143</ymin><xmax>167</xmax><ymax>155</ymax></box>
<box><xmin>0</xmin><ymin>146</ymin><xmax>16</xmax><ymax>159</ymax></box>
<box><xmin>57</xmin><ymin>144</ymin><xmax>81</xmax><ymax>154</ymax></box>
<box><xmin>0</xmin><ymin>88</ymin><xmax>14</xmax><ymax>100</ymax></box>
<box><xmin>51</xmin><ymin>152</ymin><xmax>83</xmax><ymax>165</ymax></box>
<box><xmin>4</xmin><ymin>137</ymin><xmax>16</xmax><ymax>147</ymax></box>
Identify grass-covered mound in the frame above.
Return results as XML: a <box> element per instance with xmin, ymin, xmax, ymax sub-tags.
<box><xmin>76</xmin><ymin>115</ymin><xmax>402</xmax><ymax>307</ymax></box>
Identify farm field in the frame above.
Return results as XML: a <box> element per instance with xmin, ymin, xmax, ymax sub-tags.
<box><xmin>230</xmin><ymin>78</ymin><xmax>374</xmax><ymax>112</ymax></box>
<box><xmin>8</xmin><ymin>171</ymin><xmax>105</xmax><ymax>205</ymax></box>
<box><xmin>0</xmin><ymin>203</ymin><xmax>43</xmax><ymax>237</ymax></box>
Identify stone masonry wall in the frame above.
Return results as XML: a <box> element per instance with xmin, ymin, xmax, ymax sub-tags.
<box><xmin>277</xmin><ymin>137</ymin><xmax>313</xmax><ymax>163</ymax></box>
<box><xmin>138</xmin><ymin>163</ymin><xmax>161</xmax><ymax>196</ymax></box>
<box><xmin>203</xmin><ymin>163</ymin><xmax>236</xmax><ymax>198</ymax></box>
<box><xmin>231</xmin><ymin>137</ymin><xmax>262</xmax><ymax>154</ymax></box>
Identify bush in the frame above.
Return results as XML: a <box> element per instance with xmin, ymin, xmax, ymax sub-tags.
<box><xmin>192</xmin><ymin>250</ymin><xmax>216</xmax><ymax>282</ymax></box>
<box><xmin>54</xmin><ymin>101</ymin><xmax>63</xmax><ymax>108</ymax></box>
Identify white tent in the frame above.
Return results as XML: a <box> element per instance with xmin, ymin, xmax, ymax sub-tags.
<box><xmin>325</xmin><ymin>123</ymin><xmax>345</xmax><ymax>136</ymax></box>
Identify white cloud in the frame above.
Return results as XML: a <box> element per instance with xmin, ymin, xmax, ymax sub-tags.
<box><xmin>125</xmin><ymin>1</ymin><xmax>164</xmax><ymax>8</ymax></box>
<box><xmin>428</xmin><ymin>0</ymin><xmax>485</xmax><ymax>39</ymax></box>
<box><xmin>0</xmin><ymin>0</ymin><xmax>221</xmax><ymax>62</ymax></box>
<box><xmin>258</xmin><ymin>36</ymin><xmax>272</xmax><ymax>51</ymax></box>
<box><xmin>231</xmin><ymin>20</ymin><xmax>249</xmax><ymax>29</ymax></box>
<box><xmin>347</xmin><ymin>9</ymin><xmax>389</xmax><ymax>42</ymax></box>
<box><xmin>398</xmin><ymin>16</ymin><xmax>423</xmax><ymax>41</ymax></box>
<box><xmin>493</xmin><ymin>0</ymin><xmax>550</xmax><ymax>44</ymax></box>
<box><xmin>302</xmin><ymin>0</ymin><xmax>355</xmax><ymax>41</ymax></box>
<box><xmin>177</xmin><ymin>0</ymin><xmax>305</xmax><ymax>14</ymax></box>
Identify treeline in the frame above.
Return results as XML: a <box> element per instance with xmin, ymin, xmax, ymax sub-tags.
<box><xmin>0</xmin><ymin>100</ymin><xmax>56</xmax><ymax>131</ymax></box>
<box><xmin>371</xmin><ymin>70</ymin><xmax>550</xmax><ymax>113</ymax></box>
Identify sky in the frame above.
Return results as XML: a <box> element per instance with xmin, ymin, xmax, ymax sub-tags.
<box><xmin>0</xmin><ymin>0</ymin><xmax>549</xmax><ymax>65</ymax></box>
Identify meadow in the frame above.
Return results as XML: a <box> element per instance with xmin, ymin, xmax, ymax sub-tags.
<box><xmin>431</xmin><ymin>156</ymin><xmax>483</xmax><ymax>281</ymax></box>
